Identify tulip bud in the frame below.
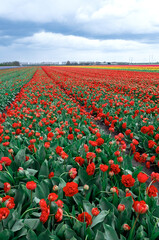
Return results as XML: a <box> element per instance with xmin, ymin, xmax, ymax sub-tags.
<box><xmin>110</xmin><ymin>187</ymin><xmax>116</xmax><ymax>193</ymax></box>
<box><xmin>109</xmin><ymin>171</ymin><xmax>114</xmax><ymax>177</ymax></box>
<box><xmin>117</xmin><ymin>204</ymin><xmax>125</xmax><ymax>212</ymax></box>
<box><xmin>123</xmin><ymin>223</ymin><xmax>131</xmax><ymax>231</ymax></box>
<box><xmin>53</xmin><ymin>185</ymin><xmax>59</xmax><ymax>191</ymax></box>
<box><xmin>84</xmin><ymin>184</ymin><xmax>89</xmax><ymax>190</ymax></box>
<box><xmin>109</xmin><ymin>160</ymin><xmax>114</xmax><ymax>165</ymax></box>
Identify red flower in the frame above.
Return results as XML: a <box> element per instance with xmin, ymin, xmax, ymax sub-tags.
<box><xmin>155</xmin><ymin>134</ymin><xmax>159</xmax><ymax>141</ymax></box>
<box><xmin>147</xmin><ymin>185</ymin><xmax>158</xmax><ymax>197</ymax></box>
<box><xmin>132</xmin><ymin>139</ymin><xmax>139</xmax><ymax>145</ymax></box>
<box><xmin>77</xmin><ymin>212</ymin><xmax>92</xmax><ymax>227</ymax></box>
<box><xmin>0</xmin><ymin>208</ymin><xmax>10</xmax><ymax>220</ymax></box>
<box><xmin>55</xmin><ymin>200</ymin><xmax>64</xmax><ymax>208</ymax></box>
<box><xmin>69</xmin><ymin>168</ymin><xmax>77</xmax><ymax>179</ymax></box>
<box><xmin>67</xmin><ymin>134</ymin><xmax>74</xmax><ymax>140</ymax></box>
<box><xmin>100</xmin><ymin>164</ymin><xmax>108</xmax><ymax>172</ymax></box>
<box><xmin>61</xmin><ymin>151</ymin><xmax>68</xmax><ymax>159</ymax></box>
<box><xmin>121</xmin><ymin>174</ymin><xmax>135</xmax><ymax>187</ymax></box>
<box><xmin>4</xmin><ymin>182</ymin><xmax>11</xmax><ymax>193</ymax></box>
<box><xmin>111</xmin><ymin>164</ymin><xmax>120</xmax><ymax>175</ymax></box>
<box><xmin>26</xmin><ymin>181</ymin><xmax>37</xmax><ymax>190</ymax></box>
<box><xmin>86</xmin><ymin>152</ymin><xmax>96</xmax><ymax>163</ymax></box>
<box><xmin>0</xmin><ymin>157</ymin><xmax>12</xmax><ymax>166</ymax></box>
<box><xmin>140</xmin><ymin>153</ymin><xmax>148</xmax><ymax>163</ymax></box>
<box><xmin>63</xmin><ymin>182</ymin><xmax>78</xmax><ymax>197</ymax></box>
<box><xmin>133</xmin><ymin>200</ymin><xmax>148</xmax><ymax>214</ymax></box>
<box><xmin>86</xmin><ymin>162</ymin><xmax>95</xmax><ymax>176</ymax></box>
<box><xmin>84</xmin><ymin>144</ymin><xmax>89</xmax><ymax>152</ymax></box>
<box><xmin>148</xmin><ymin>140</ymin><xmax>156</xmax><ymax>148</ymax></box>
<box><xmin>48</xmin><ymin>172</ymin><xmax>54</xmax><ymax>179</ymax></box>
<box><xmin>156</xmin><ymin>146</ymin><xmax>159</xmax><ymax>154</ymax></box>
<box><xmin>91</xmin><ymin>207</ymin><xmax>100</xmax><ymax>216</ymax></box>
<box><xmin>56</xmin><ymin>146</ymin><xmax>63</xmax><ymax>155</ymax></box>
<box><xmin>137</xmin><ymin>172</ymin><xmax>149</xmax><ymax>183</ymax></box>
<box><xmin>141</xmin><ymin>126</ymin><xmax>149</xmax><ymax>134</ymax></box>
<box><xmin>40</xmin><ymin>208</ymin><xmax>50</xmax><ymax>224</ymax></box>
<box><xmin>39</xmin><ymin>199</ymin><xmax>47</xmax><ymax>210</ymax></box>
<box><xmin>151</xmin><ymin>172</ymin><xmax>159</xmax><ymax>182</ymax></box>
<box><xmin>39</xmin><ymin>199</ymin><xmax>50</xmax><ymax>224</ymax></box>
<box><xmin>75</xmin><ymin>156</ymin><xmax>85</xmax><ymax>166</ymax></box>
<box><xmin>55</xmin><ymin>208</ymin><xmax>63</xmax><ymax>222</ymax></box>
<box><xmin>48</xmin><ymin>193</ymin><xmax>58</xmax><ymax>202</ymax></box>
<box><xmin>134</xmin><ymin>152</ymin><xmax>140</xmax><ymax>162</ymax></box>
<box><xmin>89</xmin><ymin>140</ymin><xmax>97</xmax><ymax>147</ymax></box>
<box><xmin>44</xmin><ymin>142</ymin><xmax>50</xmax><ymax>148</ymax></box>
<box><xmin>114</xmin><ymin>151</ymin><xmax>120</xmax><ymax>156</ymax></box>
<box><xmin>6</xmin><ymin>198</ymin><xmax>15</xmax><ymax>209</ymax></box>
<box><xmin>47</xmin><ymin>132</ymin><xmax>54</xmax><ymax>138</ymax></box>
<box><xmin>96</xmin><ymin>138</ymin><xmax>104</xmax><ymax>146</ymax></box>
<box><xmin>122</xmin><ymin>123</ymin><xmax>127</xmax><ymax>129</ymax></box>
<box><xmin>125</xmin><ymin>129</ymin><xmax>131</xmax><ymax>135</ymax></box>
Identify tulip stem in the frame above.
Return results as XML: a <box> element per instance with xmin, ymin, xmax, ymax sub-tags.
<box><xmin>21</xmin><ymin>207</ymin><xmax>40</xmax><ymax>218</ymax></box>
<box><xmin>146</xmin><ymin>180</ymin><xmax>155</xmax><ymax>195</ymax></box>
<box><xmin>63</xmin><ymin>211</ymin><xmax>80</xmax><ymax>222</ymax></box>
<box><xmin>3</xmin><ymin>165</ymin><xmax>15</xmax><ymax>184</ymax></box>
<box><xmin>129</xmin><ymin>213</ymin><xmax>139</xmax><ymax>240</ymax></box>
<box><xmin>60</xmin><ymin>172</ymin><xmax>68</xmax><ymax>177</ymax></box>
<box><xmin>138</xmin><ymin>183</ymin><xmax>141</xmax><ymax>200</ymax></box>
<box><xmin>31</xmin><ymin>190</ymin><xmax>33</xmax><ymax>203</ymax></box>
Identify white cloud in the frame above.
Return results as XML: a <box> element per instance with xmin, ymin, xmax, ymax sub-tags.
<box><xmin>15</xmin><ymin>31</ymin><xmax>148</xmax><ymax>51</ymax></box>
<box><xmin>0</xmin><ymin>31</ymin><xmax>159</xmax><ymax>63</ymax></box>
<box><xmin>0</xmin><ymin>0</ymin><xmax>159</xmax><ymax>35</ymax></box>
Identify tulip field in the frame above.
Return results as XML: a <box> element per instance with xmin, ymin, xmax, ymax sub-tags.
<box><xmin>0</xmin><ymin>66</ymin><xmax>159</xmax><ymax>240</ymax></box>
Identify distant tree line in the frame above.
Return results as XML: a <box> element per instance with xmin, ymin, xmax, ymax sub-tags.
<box><xmin>0</xmin><ymin>61</ymin><xmax>20</xmax><ymax>66</ymax></box>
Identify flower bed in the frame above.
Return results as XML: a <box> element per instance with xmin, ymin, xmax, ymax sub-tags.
<box><xmin>0</xmin><ymin>68</ymin><xmax>159</xmax><ymax>239</ymax></box>
<box><xmin>42</xmin><ymin>66</ymin><xmax>159</xmax><ymax>168</ymax></box>
<box><xmin>0</xmin><ymin>67</ymin><xmax>37</xmax><ymax>112</ymax></box>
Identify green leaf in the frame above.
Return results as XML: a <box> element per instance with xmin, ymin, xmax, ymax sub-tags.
<box><xmin>11</xmin><ymin>219</ymin><xmax>24</xmax><ymax>232</ymax></box>
<box><xmin>150</xmin><ymin>232</ymin><xmax>159</xmax><ymax>240</ymax></box>
<box><xmin>37</xmin><ymin>145</ymin><xmax>46</xmax><ymax>164</ymax></box>
<box><xmin>14</xmin><ymin>148</ymin><xmax>26</xmax><ymax>166</ymax></box>
<box><xmin>56</xmin><ymin>223</ymin><xmax>67</xmax><ymax>239</ymax></box>
<box><xmin>35</xmin><ymin>184</ymin><xmax>46</xmax><ymax>199</ymax></box>
<box><xmin>91</xmin><ymin>210</ymin><xmax>109</xmax><ymax>228</ymax></box>
<box><xmin>83</xmin><ymin>200</ymin><xmax>93</xmax><ymax>215</ymax></box>
<box><xmin>38</xmin><ymin>229</ymin><xmax>51</xmax><ymax>240</ymax></box>
<box><xmin>24</xmin><ymin>219</ymin><xmax>40</xmax><ymax>230</ymax></box>
<box><xmin>78</xmin><ymin>167</ymin><xmax>92</xmax><ymax>185</ymax></box>
<box><xmin>64</xmin><ymin>228</ymin><xmax>78</xmax><ymax>239</ymax></box>
<box><xmin>152</xmin><ymin>206</ymin><xmax>159</xmax><ymax>218</ymax></box>
<box><xmin>99</xmin><ymin>197</ymin><xmax>117</xmax><ymax>215</ymax></box>
<box><xmin>95</xmin><ymin>230</ymin><xmax>106</xmax><ymax>240</ymax></box>
<box><xmin>103</xmin><ymin>224</ymin><xmax>119</xmax><ymax>240</ymax></box>
<box><xmin>120</xmin><ymin>197</ymin><xmax>133</xmax><ymax>219</ymax></box>
<box><xmin>27</xmin><ymin>229</ymin><xmax>38</xmax><ymax>240</ymax></box>
<box><xmin>0</xmin><ymin>230</ymin><xmax>12</xmax><ymax>240</ymax></box>
<box><xmin>38</xmin><ymin>159</ymin><xmax>49</xmax><ymax>178</ymax></box>
<box><xmin>73</xmin><ymin>193</ymin><xmax>84</xmax><ymax>207</ymax></box>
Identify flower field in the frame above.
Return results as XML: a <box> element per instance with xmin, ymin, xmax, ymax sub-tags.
<box><xmin>0</xmin><ymin>66</ymin><xmax>159</xmax><ymax>240</ymax></box>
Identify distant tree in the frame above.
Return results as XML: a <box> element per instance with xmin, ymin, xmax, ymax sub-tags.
<box><xmin>66</xmin><ymin>61</ymin><xmax>71</xmax><ymax>65</ymax></box>
<box><xmin>0</xmin><ymin>61</ymin><xmax>20</xmax><ymax>66</ymax></box>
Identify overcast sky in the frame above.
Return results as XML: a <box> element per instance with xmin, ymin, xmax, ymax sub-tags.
<box><xmin>0</xmin><ymin>0</ymin><xmax>159</xmax><ymax>63</ymax></box>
